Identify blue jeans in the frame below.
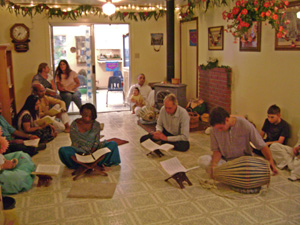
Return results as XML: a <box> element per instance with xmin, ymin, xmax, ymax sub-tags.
<box><xmin>60</xmin><ymin>91</ymin><xmax>82</xmax><ymax>111</ymax></box>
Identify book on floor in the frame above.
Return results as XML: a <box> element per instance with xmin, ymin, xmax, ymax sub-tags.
<box><xmin>34</xmin><ymin>116</ymin><xmax>55</xmax><ymax>126</ymax></box>
<box><xmin>24</xmin><ymin>138</ymin><xmax>40</xmax><ymax>147</ymax></box>
<box><xmin>32</xmin><ymin>164</ymin><xmax>61</xmax><ymax>176</ymax></box>
<box><xmin>160</xmin><ymin>157</ymin><xmax>188</xmax><ymax>176</ymax></box>
<box><xmin>141</xmin><ymin>139</ymin><xmax>174</xmax><ymax>152</ymax></box>
<box><xmin>75</xmin><ymin>147</ymin><xmax>111</xmax><ymax>163</ymax></box>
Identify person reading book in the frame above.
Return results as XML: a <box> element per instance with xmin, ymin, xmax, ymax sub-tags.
<box><xmin>55</xmin><ymin>60</ymin><xmax>82</xmax><ymax>111</ymax></box>
<box><xmin>0</xmin><ymin>127</ymin><xmax>35</xmax><ymax>195</ymax></box>
<box><xmin>32</xmin><ymin>62</ymin><xmax>59</xmax><ymax>98</ymax></box>
<box><xmin>32</xmin><ymin>83</ymin><xmax>71</xmax><ymax>133</ymax></box>
<box><xmin>58</xmin><ymin>103</ymin><xmax>121</xmax><ymax>169</ymax></box>
<box><xmin>140</xmin><ymin>94</ymin><xmax>190</xmax><ymax>152</ymax></box>
<box><xmin>14</xmin><ymin>95</ymin><xmax>57</xmax><ymax>144</ymax></box>
<box><xmin>0</xmin><ymin>101</ymin><xmax>40</xmax><ymax>157</ymax></box>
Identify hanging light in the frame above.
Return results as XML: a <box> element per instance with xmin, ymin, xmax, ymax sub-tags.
<box><xmin>297</xmin><ymin>11</ymin><xmax>300</xmax><ymax>19</ymax></box>
<box><xmin>102</xmin><ymin>0</ymin><xmax>116</xmax><ymax>16</ymax></box>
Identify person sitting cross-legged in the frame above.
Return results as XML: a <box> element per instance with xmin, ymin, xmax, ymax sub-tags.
<box><xmin>0</xmin><ymin>102</ymin><xmax>39</xmax><ymax>157</ymax></box>
<box><xmin>140</xmin><ymin>93</ymin><xmax>190</xmax><ymax>152</ymax></box>
<box><xmin>270</xmin><ymin>128</ymin><xmax>300</xmax><ymax>181</ymax></box>
<box><xmin>32</xmin><ymin>83</ymin><xmax>71</xmax><ymax>133</ymax></box>
<box><xmin>58</xmin><ymin>103</ymin><xmax>121</xmax><ymax>169</ymax></box>
<box><xmin>197</xmin><ymin>107</ymin><xmax>278</xmax><ymax>177</ymax></box>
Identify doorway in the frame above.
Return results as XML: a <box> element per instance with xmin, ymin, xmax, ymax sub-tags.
<box><xmin>180</xmin><ymin>18</ymin><xmax>198</xmax><ymax>101</ymax></box>
<box><xmin>51</xmin><ymin>24</ymin><xmax>130</xmax><ymax>113</ymax></box>
<box><xmin>94</xmin><ymin>24</ymin><xmax>130</xmax><ymax>113</ymax></box>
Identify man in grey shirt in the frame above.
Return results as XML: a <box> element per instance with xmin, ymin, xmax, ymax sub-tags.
<box><xmin>198</xmin><ymin>107</ymin><xmax>278</xmax><ymax>176</ymax></box>
<box><xmin>140</xmin><ymin>94</ymin><xmax>190</xmax><ymax>151</ymax></box>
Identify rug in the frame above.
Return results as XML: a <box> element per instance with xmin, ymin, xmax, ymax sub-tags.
<box><xmin>67</xmin><ymin>182</ymin><xmax>117</xmax><ymax>199</ymax></box>
<box><xmin>137</xmin><ymin>120</ymin><xmax>156</xmax><ymax>133</ymax></box>
<box><xmin>106</xmin><ymin>138</ymin><xmax>129</xmax><ymax>146</ymax></box>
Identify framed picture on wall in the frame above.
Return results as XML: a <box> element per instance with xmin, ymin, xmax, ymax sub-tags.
<box><xmin>208</xmin><ymin>26</ymin><xmax>224</xmax><ymax>50</ymax></box>
<box><xmin>239</xmin><ymin>21</ymin><xmax>261</xmax><ymax>52</ymax></box>
<box><xmin>275</xmin><ymin>1</ymin><xmax>300</xmax><ymax>50</ymax></box>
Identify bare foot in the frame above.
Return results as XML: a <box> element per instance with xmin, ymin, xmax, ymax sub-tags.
<box><xmin>64</xmin><ymin>127</ymin><xmax>70</xmax><ymax>133</ymax></box>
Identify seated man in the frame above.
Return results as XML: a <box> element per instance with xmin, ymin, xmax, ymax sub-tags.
<box><xmin>127</xmin><ymin>73</ymin><xmax>153</xmax><ymax>114</ymax></box>
<box><xmin>198</xmin><ymin>107</ymin><xmax>278</xmax><ymax>177</ymax></box>
<box><xmin>32</xmin><ymin>83</ymin><xmax>70</xmax><ymax>133</ymax></box>
<box><xmin>140</xmin><ymin>94</ymin><xmax>190</xmax><ymax>152</ymax></box>
<box><xmin>270</xmin><ymin>129</ymin><xmax>300</xmax><ymax>181</ymax></box>
<box><xmin>260</xmin><ymin>104</ymin><xmax>290</xmax><ymax>146</ymax></box>
<box><xmin>0</xmin><ymin>102</ymin><xmax>39</xmax><ymax>157</ymax></box>
<box><xmin>32</xmin><ymin>63</ymin><xmax>59</xmax><ymax>98</ymax></box>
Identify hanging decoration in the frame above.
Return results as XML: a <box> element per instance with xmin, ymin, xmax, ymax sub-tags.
<box><xmin>180</xmin><ymin>0</ymin><xmax>229</xmax><ymax>21</ymax></box>
<box><xmin>0</xmin><ymin>0</ymin><xmax>230</xmax><ymax>21</ymax></box>
<box><xmin>222</xmin><ymin>0</ymin><xmax>289</xmax><ymax>39</ymax></box>
<box><xmin>0</xmin><ymin>0</ymin><xmax>167</xmax><ymax>21</ymax></box>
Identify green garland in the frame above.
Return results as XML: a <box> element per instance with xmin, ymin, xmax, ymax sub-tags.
<box><xmin>0</xmin><ymin>0</ymin><xmax>229</xmax><ymax>21</ymax></box>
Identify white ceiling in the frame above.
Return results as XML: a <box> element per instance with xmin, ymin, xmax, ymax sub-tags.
<box><xmin>12</xmin><ymin>0</ymin><xmax>188</xmax><ymax>7</ymax></box>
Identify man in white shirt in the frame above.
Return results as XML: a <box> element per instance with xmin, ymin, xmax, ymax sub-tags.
<box><xmin>127</xmin><ymin>73</ymin><xmax>153</xmax><ymax>114</ymax></box>
<box><xmin>140</xmin><ymin>94</ymin><xmax>190</xmax><ymax>152</ymax></box>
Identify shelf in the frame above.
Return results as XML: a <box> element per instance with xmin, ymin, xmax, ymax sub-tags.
<box><xmin>97</xmin><ymin>60</ymin><xmax>122</xmax><ymax>63</ymax></box>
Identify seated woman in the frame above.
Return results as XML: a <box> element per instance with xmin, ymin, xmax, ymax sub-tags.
<box><xmin>0</xmin><ymin>128</ymin><xmax>35</xmax><ymax>195</ymax></box>
<box><xmin>14</xmin><ymin>95</ymin><xmax>57</xmax><ymax>144</ymax></box>
<box><xmin>55</xmin><ymin>60</ymin><xmax>82</xmax><ymax>111</ymax></box>
<box><xmin>59</xmin><ymin>103</ymin><xmax>121</xmax><ymax>169</ymax></box>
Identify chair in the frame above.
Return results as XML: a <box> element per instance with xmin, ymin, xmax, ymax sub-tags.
<box><xmin>106</xmin><ymin>76</ymin><xmax>125</xmax><ymax>107</ymax></box>
<box><xmin>78</xmin><ymin>74</ymin><xmax>87</xmax><ymax>95</ymax></box>
<box><xmin>113</xmin><ymin>70</ymin><xmax>123</xmax><ymax>84</ymax></box>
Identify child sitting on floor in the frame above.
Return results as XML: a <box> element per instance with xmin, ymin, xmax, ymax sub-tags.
<box><xmin>130</xmin><ymin>87</ymin><xmax>145</xmax><ymax>114</ymax></box>
<box><xmin>260</xmin><ymin>104</ymin><xmax>290</xmax><ymax>146</ymax></box>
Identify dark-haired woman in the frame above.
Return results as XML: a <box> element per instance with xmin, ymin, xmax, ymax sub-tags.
<box><xmin>59</xmin><ymin>103</ymin><xmax>120</xmax><ymax>169</ymax></box>
<box><xmin>15</xmin><ymin>95</ymin><xmax>57</xmax><ymax>143</ymax></box>
<box><xmin>55</xmin><ymin>60</ymin><xmax>82</xmax><ymax>111</ymax></box>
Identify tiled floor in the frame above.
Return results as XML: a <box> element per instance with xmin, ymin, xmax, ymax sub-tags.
<box><xmin>8</xmin><ymin>111</ymin><xmax>300</xmax><ymax>224</ymax></box>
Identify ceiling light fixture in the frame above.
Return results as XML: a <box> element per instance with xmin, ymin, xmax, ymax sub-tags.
<box><xmin>102</xmin><ymin>0</ymin><xmax>116</xmax><ymax>16</ymax></box>
<box><xmin>297</xmin><ymin>11</ymin><xmax>300</xmax><ymax>19</ymax></box>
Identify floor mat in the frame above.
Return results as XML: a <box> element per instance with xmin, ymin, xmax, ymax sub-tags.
<box><xmin>106</xmin><ymin>138</ymin><xmax>129</xmax><ymax>146</ymax></box>
<box><xmin>67</xmin><ymin>182</ymin><xmax>117</xmax><ymax>199</ymax></box>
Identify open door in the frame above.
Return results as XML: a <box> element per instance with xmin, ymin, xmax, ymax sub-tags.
<box><xmin>180</xmin><ymin>18</ymin><xmax>198</xmax><ymax>101</ymax></box>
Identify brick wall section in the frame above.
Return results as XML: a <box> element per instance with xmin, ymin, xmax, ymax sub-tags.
<box><xmin>199</xmin><ymin>67</ymin><xmax>231</xmax><ymax>113</ymax></box>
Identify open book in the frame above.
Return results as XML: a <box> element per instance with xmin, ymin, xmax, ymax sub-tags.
<box><xmin>75</xmin><ymin>147</ymin><xmax>111</xmax><ymax>163</ymax></box>
<box><xmin>160</xmin><ymin>157</ymin><xmax>188</xmax><ymax>176</ymax></box>
<box><xmin>160</xmin><ymin>157</ymin><xmax>199</xmax><ymax>176</ymax></box>
<box><xmin>34</xmin><ymin>116</ymin><xmax>55</xmax><ymax>126</ymax></box>
<box><xmin>32</xmin><ymin>164</ymin><xmax>60</xmax><ymax>176</ymax></box>
<box><xmin>141</xmin><ymin>139</ymin><xmax>174</xmax><ymax>152</ymax></box>
<box><xmin>46</xmin><ymin>107</ymin><xmax>62</xmax><ymax>116</ymax></box>
<box><xmin>24</xmin><ymin>138</ymin><xmax>40</xmax><ymax>147</ymax></box>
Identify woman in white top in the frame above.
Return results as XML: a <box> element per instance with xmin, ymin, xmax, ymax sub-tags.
<box><xmin>55</xmin><ymin>60</ymin><xmax>82</xmax><ymax>111</ymax></box>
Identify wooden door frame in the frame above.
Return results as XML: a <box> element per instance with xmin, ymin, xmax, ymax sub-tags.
<box><xmin>179</xmin><ymin>17</ymin><xmax>199</xmax><ymax>98</ymax></box>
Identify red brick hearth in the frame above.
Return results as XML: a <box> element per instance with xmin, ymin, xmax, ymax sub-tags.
<box><xmin>198</xmin><ymin>67</ymin><xmax>232</xmax><ymax>113</ymax></box>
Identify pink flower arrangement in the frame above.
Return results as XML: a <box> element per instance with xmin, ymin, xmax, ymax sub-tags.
<box><xmin>223</xmin><ymin>0</ymin><xmax>289</xmax><ymax>38</ymax></box>
<box><xmin>0</xmin><ymin>127</ymin><xmax>9</xmax><ymax>154</ymax></box>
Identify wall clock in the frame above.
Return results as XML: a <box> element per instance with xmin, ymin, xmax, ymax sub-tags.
<box><xmin>10</xmin><ymin>23</ymin><xmax>30</xmax><ymax>52</ymax></box>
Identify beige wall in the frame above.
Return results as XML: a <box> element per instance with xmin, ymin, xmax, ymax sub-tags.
<box><xmin>0</xmin><ymin>8</ymin><xmax>169</xmax><ymax>112</ymax></box>
<box><xmin>1</xmin><ymin>6</ymin><xmax>299</xmax><ymax>144</ymax></box>
<box><xmin>198</xmin><ymin>6</ymin><xmax>300</xmax><ymax>145</ymax></box>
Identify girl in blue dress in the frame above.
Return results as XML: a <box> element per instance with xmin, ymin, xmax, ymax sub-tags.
<box><xmin>58</xmin><ymin>103</ymin><xmax>121</xmax><ymax>169</ymax></box>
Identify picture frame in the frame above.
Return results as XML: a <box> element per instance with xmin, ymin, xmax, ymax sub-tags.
<box><xmin>151</xmin><ymin>33</ymin><xmax>163</xmax><ymax>46</ymax></box>
<box><xmin>275</xmin><ymin>1</ymin><xmax>300</xmax><ymax>50</ymax></box>
<box><xmin>208</xmin><ymin>26</ymin><xmax>224</xmax><ymax>50</ymax></box>
<box><xmin>239</xmin><ymin>21</ymin><xmax>261</xmax><ymax>52</ymax></box>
